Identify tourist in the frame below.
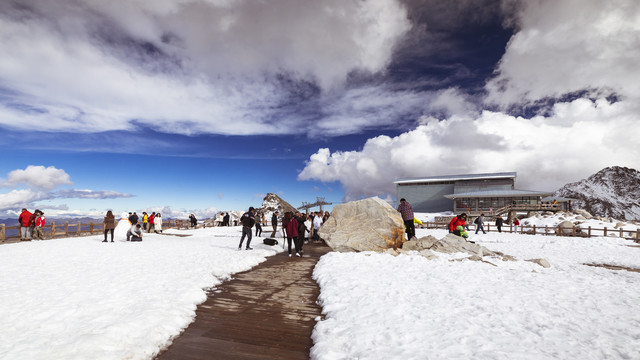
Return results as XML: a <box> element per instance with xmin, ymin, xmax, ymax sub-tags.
<box><xmin>154</xmin><ymin>213</ymin><xmax>163</xmax><ymax>233</ymax></box>
<box><xmin>33</xmin><ymin>210</ymin><xmax>45</xmax><ymax>240</ymax></box>
<box><xmin>238</xmin><ymin>207</ymin><xmax>256</xmax><ymax>250</ymax></box>
<box><xmin>495</xmin><ymin>217</ymin><xmax>504</xmax><ymax>233</ymax></box>
<box><xmin>282</xmin><ymin>211</ymin><xmax>300</xmax><ymax>257</ymax></box>
<box><xmin>148</xmin><ymin>212</ymin><xmax>155</xmax><ymax>233</ymax></box>
<box><xmin>103</xmin><ymin>210</ymin><xmax>115</xmax><ymax>242</ymax></box>
<box><xmin>448</xmin><ymin>213</ymin><xmax>468</xmax><ymax>237</ymax></box>
<box><xmin>295</xmin><ymin>211</ymin><xmax>307</xmax><ymax>253</ymax></box>
<box><xmin>255</xmin><ymin>212</ymin><xmax>263</xmax><ymax>237</ymax></box>
<box><xmin>270</xmin><ymin>211</ymin><xmax>279</xmax><ymax>237</ymax></box>
<box><xmin>397</xmin><ymin>198</ymin><xmax>416</xmax><ymax>240</ymax></box>
<box><xmin>513</xmin><ymin>218</ymin><xmax>520</xmax><ymax>232</ymax></box>
<box><xmin>127</xmin><ymin>224</ymin><xmax>143</xmax><ymax>241</ymax></box>
<box><xmin>223</xmin><ymin>212</ymin><xmax>230</xmax><ymax>227</ymax></box>
<box><xmin>18</xmin><ymin>208</ymin><xmax>33</xmax><ymax>241</ymax></box>
<box><xmin>142</xmin><ymin>212</ymin><xmax>149</xmax><ymax>232</ymax></box>
<box><xmin>475</xmin><ymin>213</ymin><xmax>487</xmax><ymax>234</ymax></box>
<box><xmin>129</xmin><ymin>212</ymin><xmax>139</xmax><ymax>225</ymax></box>
<box><xmin>313</xmin><ymin>211</ymin><xmax>323</xmax><ymax>242</ymax></box>
<box><xmin>189</xmin><ymin>214</ymin><xmax>198</xmax><ymax>228</ymax></box>
<box><xmin>323</xmin><ymin>211</ymin><xmax>330</xmax><ymax>223</ymax></box>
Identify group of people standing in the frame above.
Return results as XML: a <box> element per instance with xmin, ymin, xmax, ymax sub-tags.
<box><xmin>101</xmin><ymin>210</ymin><xmax>162</xmax><ymax>243</ymax></box>
<box><xmin>239</xmin><ymin>207</ymin><xmax>329</xmax><ymax>257</ymax></box>
<box><xmin>18</xmin><ymin>208</ymin><xmax>46</xmax><ymax>240</ymax></box>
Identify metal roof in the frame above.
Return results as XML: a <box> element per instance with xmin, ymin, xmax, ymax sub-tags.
<box><xmin>394</xmin><ymin>172</ymin><xmax>517</xmax><ymax>184</ymax></box>
<box><xmin>443</xmin><ymin>189</ymin><xmax>553</xmax><ymax>199</ymax></box>
<box><xmin>541</xmin><ymin>196</ymin><xmax>575</xmax><ymax>202</ymax></box>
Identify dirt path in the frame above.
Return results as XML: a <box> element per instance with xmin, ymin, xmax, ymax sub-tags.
<box><xmin>156</xmin><ymin>241</ymin><xmax>331</xmax><ymax>360</ymax></box>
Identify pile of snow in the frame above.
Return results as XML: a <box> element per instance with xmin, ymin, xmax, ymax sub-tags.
<box><xmin>311</xmin><ymin>228</ymin><xmax>640</xmax><ymax>359</ymax></box>
<box><xmin>0</xmin><ymin>227</ymin><xmax>282</xmax><ymax>359</ymax></box>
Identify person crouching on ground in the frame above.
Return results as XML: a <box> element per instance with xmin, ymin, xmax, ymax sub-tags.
<box><xmin>448</xmin><ymin>213</ymin><xmax>468</xmax><ymax>237</ymax></box>
<box><xmin>127</xmin><ymin>224</ymin><xmax>143</xmax><ymax>241</ymax></box>
<box><xmin>283</xmin><ymin>211</ymin><xmax>300</xmax><ymax>257</ymax></box>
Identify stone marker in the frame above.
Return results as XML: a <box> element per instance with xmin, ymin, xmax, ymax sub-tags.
<box><xmin>318</xmin><ymin>197</ymin><xmax>405</xmax><ymax>252</ymax></box>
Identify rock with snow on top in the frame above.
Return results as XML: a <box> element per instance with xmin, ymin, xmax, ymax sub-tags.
<box><xmin>526</xmin><ymin>258</ymin><xmax>551</xmax><ymax>268</ymax></box>
<box><xmin>556</xmin><ymin>220</ymin><xmax>575</xmax><ymax>235</ymax></box>
<box><xmin>318</xmin><ymin>197</ymin><xmax>405</xmax><ymax>252</ymax></box>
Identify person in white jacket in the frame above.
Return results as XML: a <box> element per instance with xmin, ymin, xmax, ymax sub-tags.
<box><xmin>313</xmin><ymin>211</ymin><xmax>323</xmax><ymax>242</ymax></box>
<box><xmin>154</xmin><ymin>213</ymin><xmax>163</xmax><ymax>233</ymax></box>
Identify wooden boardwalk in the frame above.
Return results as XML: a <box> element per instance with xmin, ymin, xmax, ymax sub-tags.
<box><xmin>156</xmin><ymin>241</ymin><xmax>332</xmax><ymax>360</ymax></box>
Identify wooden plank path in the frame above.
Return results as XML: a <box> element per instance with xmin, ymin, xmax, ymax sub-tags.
<box><xmin>156</xmin><ymin>242</ymin><xmax>332</xmax><ymax>360</ymax></box>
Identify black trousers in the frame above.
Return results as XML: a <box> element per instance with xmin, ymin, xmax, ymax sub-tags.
<box><xmin>104</xmin><ymin>228</ymin><xmax>114</xmax><ymax>241</ymax></box>
<box><xmin>403</xmin><ymin>219</ymin><xmax>415</xmax><ymax>239</ymax></box>
<box><xmin>287</xmin><ymin>237</ymin><xmax>301</xmax><ymax>254</ymax></box>
<box><xmin>255</xmin><ymin>223</ymin><xmax>262</xmax><ymax>236</ymax></box>
<box><xmin>239</xmin><ymin>226</ymin><xmax>252</xmax><ymax>248</ymax></box>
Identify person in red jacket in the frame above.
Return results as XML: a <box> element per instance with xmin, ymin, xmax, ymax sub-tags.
<box><xmin>33</xmin><ymin>210</ymin><xmax>46</xmax><ymax>240</ymax></box>
<box><xmin>18</xmin><ymin>208</ymin><xmax>33</xmax><ymax>240</ymax></box>
<box><xmin>282</xmin><ymin>211</ymin><xmax>300</xmax><ymax>257</ymax></box>
<box><xmin>448</xmin><ymin>213</ymin><xmax>468</xmax><ymax>236</ymax></box>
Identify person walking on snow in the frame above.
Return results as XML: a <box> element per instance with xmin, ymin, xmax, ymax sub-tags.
<box><xmin>103</xmin><ymin>210</ymin><xmax>115</xmax><ymax>242</ymax></box>
<box><xmin>495</xmin><ymin>217</ymin><xmax>504</xmax><ymax>233</ymax></box>
<box><xmin>238</xmin><ymin>207</ymin><xmax>256</xmax><ymax>250</ymax></box>
<box><xmin>255</xmin><ymin>212</ymin><xmax>263</xmax><ymax>237</ymax></box>
<box><xmin>154</xmin><ymin>213</ymin><xmax>163</xmax><ymax>233</ymax></box>
<box><xmin>397</xmin><ymin>198</ymin><xmax>415</xmax><ymax>240</ymax></box>
<box><xmin>474</xmin><ymin>213</ymin><xmax>487</xmax><ymax>234</ymax></box>
<box><xmin>270</xmin><ymin>211</ymin><xmax>279</xmax><ymax>237</ymax></box>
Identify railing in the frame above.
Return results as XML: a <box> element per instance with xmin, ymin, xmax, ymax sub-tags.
<box><xmin>0</xmin><ymin>219</ymin><xmax>218</xmax><ymax>243</ymax></box>
<box><xmin>420</xmin><ymin>222</ymin><xmax>640</xmax><ymax>241</ymax></box>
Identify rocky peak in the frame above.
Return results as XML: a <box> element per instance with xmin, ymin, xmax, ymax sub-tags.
<box><xmin>259</xmin><ymin>193</ymin><xmax>297</xmax><ymax>216</ymax></box>
<box><xmin>554</xmin><ymin>166</ymin><xmax>640</xmax><ymax>220</ymax></box>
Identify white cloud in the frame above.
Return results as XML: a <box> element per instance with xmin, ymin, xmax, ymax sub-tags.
<box><xmin>0</xmin><ymin>189</ymin><xmax>46</xmax><ymax>211</ymax></box>
<box><xmin>298</xmin><ymin>98</ymin><xmax>640</xmax><ymax>200</ymax></box>
<box><xmin>486</xmin><ymin>0</ymin><xmax>640</xmax><ymax>105</ymax></box>
<box><xmin>0</xmin><ymin>0</ymin><xmax>411</xmax><ymax>136</ymax></box>
<box><xmin>1</xmin><ymin>166</ymin><xmax>73</xmax><ymax>190</ymax></box>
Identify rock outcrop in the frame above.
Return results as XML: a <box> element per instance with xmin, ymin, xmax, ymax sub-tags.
<box><xmin>318</xmin><ymin>197</ymin><xmax>405</xmax><ymax>252</ymax></box>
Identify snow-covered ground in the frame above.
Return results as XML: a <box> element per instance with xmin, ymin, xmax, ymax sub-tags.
<box><xmin>2</xmin><ymin>216</ymin><xmax>640</xmax><ymax>360</ymax></box>
<box><xmin>0</xmin><ymin>226</ymin><xmax>283</xmax><ymax>360</ymax></box>
<box><xmin>311</xmin><ymin>227</ymin><xmax>640</xmax><ymax>360</ymax></box>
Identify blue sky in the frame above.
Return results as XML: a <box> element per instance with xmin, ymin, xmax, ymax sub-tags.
<box><xmin>1</xmin><ymin>0</ymin><xmax>639</xmax><ymax>219</ymax></box>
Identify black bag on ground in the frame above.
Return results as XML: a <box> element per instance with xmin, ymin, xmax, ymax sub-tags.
<box><xmin>263</xmin><ymin>238</ymin><xmax>278</xmax><ymax>246</ymax></box>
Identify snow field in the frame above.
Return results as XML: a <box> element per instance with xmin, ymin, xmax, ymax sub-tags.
<box><xmin>0</xmin><ymin>226</ymin><xmax>283</xmax><ymax>360</ymax></box>
<box><xmin>311</xmin><ymin>229</ymin><xmax>640</xmax><ymax>360</ymax></box>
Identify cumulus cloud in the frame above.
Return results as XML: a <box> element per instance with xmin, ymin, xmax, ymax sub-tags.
<box><xmin>0</xmin><ymin>0</ymin><xmax>412</xmax><ymax>136</ymax></box>
<box><xmin>486</xmin><ymin>0</ymin><xmax>640</xmax><ymax>105</ymax></box>
<box><xmin>298</xmin><ymin>98</ymin><xmax>640</xmax><ymax>200</ymax></box>
<box><xmin>1</xmin><ymin>165</ymin><xmax>73</xmax><ymax>190</ymax></box>
<box><xmin>0</xmin><ymin>166</ymin><xmax>134</xmax><ymax>214</ymax></box>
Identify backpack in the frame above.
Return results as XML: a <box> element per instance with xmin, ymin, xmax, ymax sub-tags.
<box><xmin>474</xmin><ymin>217</ymin><xmax>479</xmax><ymax>224</ymax></box>
<box><xmin>263</xmin><ymin>238</ymin><xmax>278</xmax><ymax>246</ymax></box>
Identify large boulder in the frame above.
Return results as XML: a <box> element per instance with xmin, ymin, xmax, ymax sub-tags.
<box><xmin>556</xmin><ymin>220</ymin><xmax>575</xmax><ymax>235</ymax></box>
<box><xmin>402</xmin><ymin>234</ymin><xmax>497</xmax><ymax>258</ymax></box>
<box><xmin>318</xmin><ymin>197</ymin><xmax>405</xmax><ymax>252</ymax></box>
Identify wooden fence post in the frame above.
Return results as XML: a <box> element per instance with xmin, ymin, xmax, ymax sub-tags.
<box><xmin>90</xmin><ymin>221</ymin><xmax>94</xmax><ymax>235</ymax></box>
<box><xmin>604</xmin><ymin>227</ymin><xmax>607</xmax><ymax>236</ymax></box>
<box><xmin>588</xmin><ymin>226</ymin><xmax>591</xmax><ymax>238</ymax></box>
<box><xmin>51</xmin><ymin>222</ymin><xmax>56</xmax><ymax>238</ymax></box>
<box><xmin>77</xmin><ymin>222</ymin><xmax>81</xmax><ymax>236</ymax></box>
<box><xmin>544</xmin><ymin>225</ymin><xmax>548</xmax><ymax>235</ymax></box>
<box><xmin>572</xmin><ymin>225</ymin><xmax>576</xmax><ymax>236</ymax></box>
<box><xmin>619</xmin><ymin>228</ymin><xmax>623</xmax><ymax>238</ymax></box>
<box><xmin>1</xmin><ymin>224</ymin><xmax>4</xmax><ymax>242</ymax></box>
<box><xmin>533</xmin><ymin>225</ymin><xmax>536</xmax><ymax>235</ymax></box>
<box><xmin>64</xmin><ymin>222</ymin><xmax>69</xmax><ymax>236</ymax></box>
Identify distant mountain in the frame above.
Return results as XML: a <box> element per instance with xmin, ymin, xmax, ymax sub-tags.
<box><xmin>259</xmin><ymin>193</ymin><xmax>297</xmax><ymax>215</ymax></box>
<box><xmin>554</xmin><ymin>166</ymin><xmax>640</xmax><ymax>220</ymax></box>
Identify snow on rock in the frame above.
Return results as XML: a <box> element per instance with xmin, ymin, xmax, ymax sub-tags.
<box><xmin>319</xmin><ymin>197</ymin><xmax>405</xmax><ymax>252</ymax></box>
<box><xmin>259</xmin><ymin>192</ymin><xmax>296</xmax><ymax>222</ymax></box>
<box><xmin>555</xmin><ymin>166</ymin><xmax>640</xmax><ymax>220</ymax></box>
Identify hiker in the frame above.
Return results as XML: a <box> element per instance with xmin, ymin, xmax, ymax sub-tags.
<box><xmin>189</xmin><ymin>214</ymin><xmax>197</xmax><ymax>228</ymax></box>
<box><xmin>154</xmin><ymin>213</ymin><xmax>163</xmax><ymax>233</ymax></box>
<box><xmin>474</xmin><ymin>213</ymin><xmax>487</xmax><ymax>234</ymax></box>
<box><xmin>270</xmin><ymin>211</ymin><xmax>279</xmax><ymax>237</ymax></box>
<box><xmin>238</xmin><ymin>207</ymin><xmax>256</xmax><ymax>250</ymax></box>
<box><xmin>495</xmin><ymin>217</ymin><xmax>504</xmax><ymax>233</ymax></box>
<box><xmin>127</xmin><ymin>224</ymin><xmax>143</xmax><ymax>241</ymax></box>
<box><xmin>33</xmin><ymin>210</ymin><xmax>45</xmax><ymax>240</ymax></box>
<box><xmin>129</xmin><ymin>212</ymin><xmax>139</xmax><ymax>225</ymax></box>
<box><xmin>448</xmin><ymin>213</ymin><xmax>468</xmax><ymax>237</ymax></box>
<box><xmin>255</xmin><ymin>213</ymin><xmax>263</xmax><ymax>236</ymax></box>
<box><xmin>223</xmin><ymin>212</ymin><xmax>230</xmax><ymax>226</ymax></box>
<box><xmin>103</xmin><ymin>210</ymin><xmax>115</xmax><ymax>242</ymax></box>
<box><xmin>304</xmin><ymin>214</ymin><xmax>312</xmax><ymax>242</ymax></box>
<box><xmin>397</xmin><ymin>198</ymin><xmax>415</xmax><ymax>240</ymax></box>
<box><xmin>18</xmin><ymin>208</ymin><xmax>33</xmax><ymax>240</ymax></box>
<box><xmin>282</xmin><ymin>211</ymin><xmax>300</xmax><ymax>257</ymax></box>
